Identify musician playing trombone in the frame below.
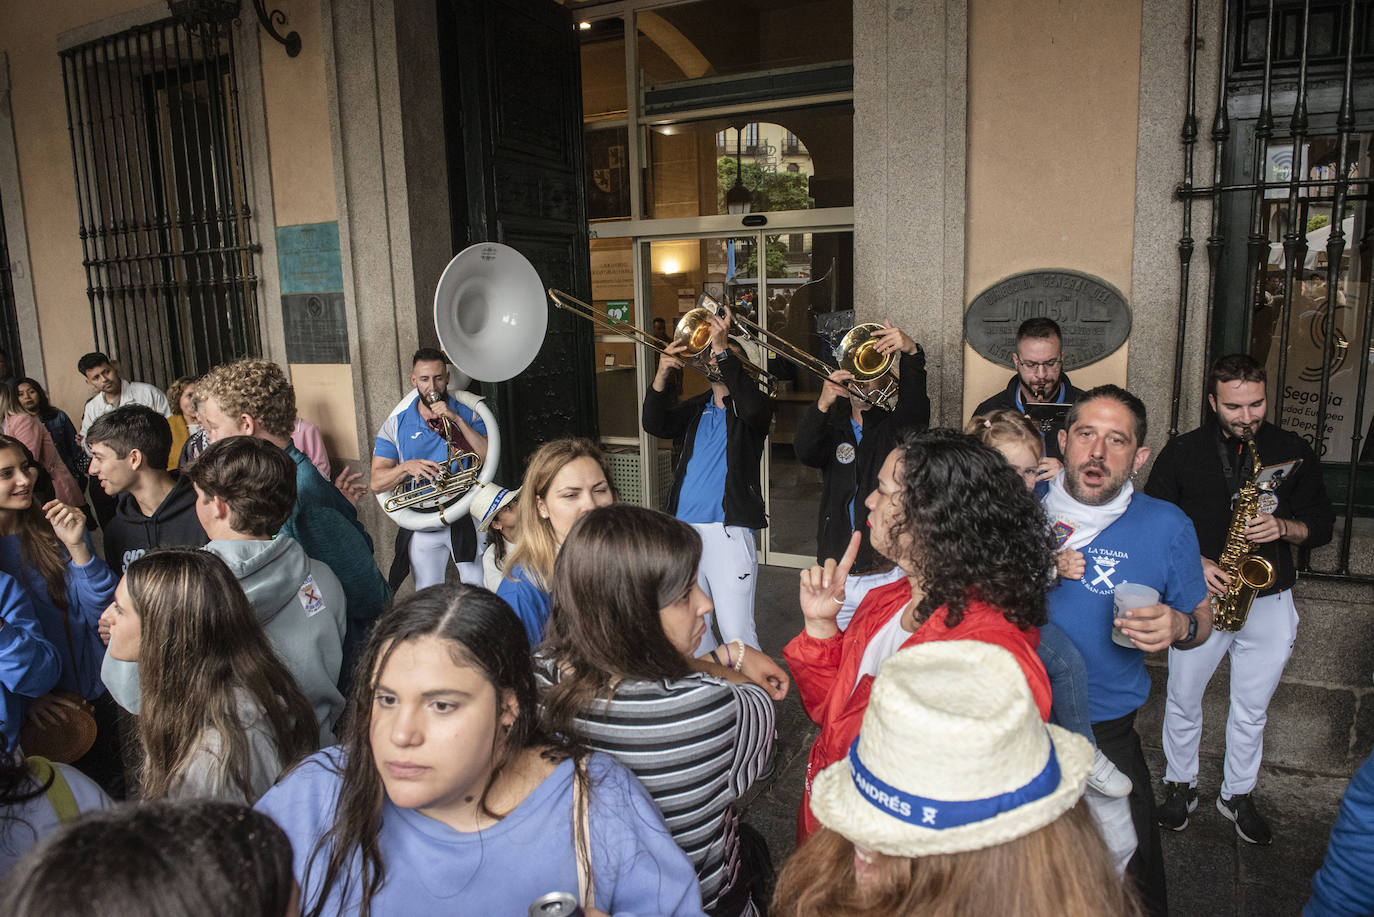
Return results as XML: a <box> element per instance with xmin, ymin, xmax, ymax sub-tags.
<box><xmin>370</xmin><ymin>348</ymin><xmax>489</xmax><ymax>592</ymax></box>
<box><xmin>793</xmin><ymin>323</ymin><xmax>929</xmax><ymax>630</ymax></box>
<box><xmin>642</xmin><ymin>305</ymin><xmax>775</xmax><ymax>656</ymax></box>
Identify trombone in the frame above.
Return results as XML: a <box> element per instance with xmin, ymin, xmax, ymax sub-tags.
<box><xmin>696</xmin><ymin>292</ymin><xmax>898</xmax><ymax>409</ymax></box>
<box><xmin>546</xmin><ymin>289</ymin><xmax>774</xmax><ymax>394</ymax></box>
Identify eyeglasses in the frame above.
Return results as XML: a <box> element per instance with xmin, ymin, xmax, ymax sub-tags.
<box><xmin>1016</xmin><ymin>358</ymin><xmax>1062</xmax><ymax>371</ymax></box>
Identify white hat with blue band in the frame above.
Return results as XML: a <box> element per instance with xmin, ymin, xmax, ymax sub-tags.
<box><xmin>808</xmin><ymin>640</ymin><xmax>1092</xmax><ymax>857</ymax></box>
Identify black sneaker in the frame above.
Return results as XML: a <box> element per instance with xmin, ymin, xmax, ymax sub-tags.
<box><xmin>1217</xmin><ymin>793</ymin><xmax>1273</xmax><ymax>845</ymax></box>
<box><xmin>1157</xmin><ymin>781</ymin><xmax>1197</xmax><ymax>831</ymax></box>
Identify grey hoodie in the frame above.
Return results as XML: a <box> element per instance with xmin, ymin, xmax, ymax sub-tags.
<box><xmin>102</xmin><ymin>537</ymin><xmax>347</xmax><ymax>746</ymax></box>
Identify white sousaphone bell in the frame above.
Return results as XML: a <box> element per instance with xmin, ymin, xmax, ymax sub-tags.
<box><xmin>377</xmin><ymin>242</ymin><xmax>547</xmax><ymax>532</ymax></box>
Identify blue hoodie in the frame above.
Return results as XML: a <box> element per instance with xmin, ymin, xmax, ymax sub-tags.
<box><xmin>0</xmin><ymin>571</ymin><xmax>61</xmax><ymax>751</ymax></box>
<box><xmin>0</xmin><ymin>533</ymin><xmax>114</xmax><ymax>700</ymax></box>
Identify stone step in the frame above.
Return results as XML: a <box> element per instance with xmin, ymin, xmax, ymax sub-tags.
<box><xmin>1140</xmin><ymin>577</ymin><xmax>1374</xmax><ymax>779</ymax></box>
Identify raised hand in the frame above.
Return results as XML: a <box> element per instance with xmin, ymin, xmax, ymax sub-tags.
<box><xmin>873</xmin><ymin>320</ymin><xmax>919</xmax><ymax>356</ymax></box>
<box><xmin>43</xmin><ymin>500</ymin><xmax>91</xmax><ymax>565</ymax></box>
<box><xmin>334</xmin><ymin>465</ymin><xmax>367</xmax><ymax>506</ymax></box>
<box><xmin>1054</xmin><ymin>548</ymin><xmax>1085</xmax><ymax>580</ymax></box>
<box><xmin>799</xmin><ymin>530</ymin><xmax>860</xmax><ymax>639</ymax></box>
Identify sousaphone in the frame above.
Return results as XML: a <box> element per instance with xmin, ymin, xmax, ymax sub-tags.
<box><xmin>378</xmin><ymin>242</ymin><xmax>546</xmax><ymax>531</ymax></box>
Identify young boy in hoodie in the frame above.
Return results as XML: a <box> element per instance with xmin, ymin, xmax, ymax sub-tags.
<box><xmin>99</xmin><ymin>436</ymin><xmax>347</xmax><ymax>745</ymax></box>
<box><xmin>194</xmin><ymin>360</ymin><xmax>390</xmax><ymax>688</ymax></box>
<box><xmin>87</xmin><ymin>406</ymin><xmax>207</xmax><ymax>575</ymax></box>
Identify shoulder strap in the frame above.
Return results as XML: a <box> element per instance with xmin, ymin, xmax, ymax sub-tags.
<box><xmin>571</xmin><ymin>758</ymin><xmax>595</xmax><ymax>910</ymax></box>
<box><xmin>25</xmin><ymin>756</ymin><xmax>80</xmax><ymax>825</ymax></box>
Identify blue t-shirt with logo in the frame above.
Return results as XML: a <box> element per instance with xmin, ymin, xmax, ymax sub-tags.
<box><xmin>1045</xmin><ymin>493</ymin><xmax>1206</xmax><ymax>724</ymax></box>
<box><xmin>374</xmin><ymin>393</ymin><xmax>487</xmax><ymax>465</ymax></box>
<box><xmin>675</xmin><ymin>402</ymin><xmax>727</xmax><ymax>525</ymax></box>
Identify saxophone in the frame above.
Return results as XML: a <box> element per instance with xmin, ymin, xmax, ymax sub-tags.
<box><xmin>1212</xmin><ymin>434</ymin><xmax>1277</xmax><ymax>632</ymax></box>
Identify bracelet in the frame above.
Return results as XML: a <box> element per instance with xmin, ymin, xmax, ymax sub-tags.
<box><xmin>731</xmin><ymin>638</ymin><xmax>746</xmax><ymax>673</ymax></box>
<box><xmin>721</xmin><ymin>644</ymin><xmax>732</xmax><ymax>669</ymax></box>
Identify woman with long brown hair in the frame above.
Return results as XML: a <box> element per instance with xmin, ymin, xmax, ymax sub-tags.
<box><xmin>772</xmin><ymin>641</ymin><xmax>1141</xmax><ymax>917</ymax></box>
<box><xmin>0</xmin><ymin>388</ymin><xmax>83</xmax><ymax>509</ymax></box>
<box><xmin>255</xmin><ymin>583</ymin><xmax>703</xmax><ymax>917</ymax></box>
<box><xmin>0</xmin><ymin>435</ymin><xmax>116</xmax><ymax>785</ymax></box>
<box><xmin>539</xmin><ymin>504</ymin><xmax>787</xmax><ymax>916</ymax></box>
<box><xmin>497</xmin><ymin>438</ymin><xmax>614</xmax><ymax>644</ymax></box>
<box><xmin>98</xmin><ymin>548</ymin><xmax>317</xmax><ymax>802</ymax></box>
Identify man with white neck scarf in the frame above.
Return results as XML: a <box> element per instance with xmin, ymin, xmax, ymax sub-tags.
<box><xmin>1043</xmin><ymin>384</ymin><xmax>1211</xmax><ymax>917</ymax></box>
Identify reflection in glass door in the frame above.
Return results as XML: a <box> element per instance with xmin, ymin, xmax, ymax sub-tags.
<box><xmin>1255</xmin><ymin>132</ymin><xmax>1374</xmax><ymax>464</ymax></box>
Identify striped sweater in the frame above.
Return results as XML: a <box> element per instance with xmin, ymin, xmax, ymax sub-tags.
<box><xmin>534</xmin><ymin>658</ymin><xmax>776</xmax><ymax>914</ymax></box>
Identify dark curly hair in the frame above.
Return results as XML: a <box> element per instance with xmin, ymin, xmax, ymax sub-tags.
<box><xmin>885</xmin><ymin>428</ymin><xmax>1054</xmax><ymax>630</ymax></box>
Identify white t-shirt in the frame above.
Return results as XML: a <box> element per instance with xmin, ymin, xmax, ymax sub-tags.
<box><xmin>852</xmin><ymin>604</ymin><xmax>914</xmax><ymax>693</ymax></box>
<box><xmin>79</xmin><ymin>380</ymin><xmax>172</xmax><ymax>447</ymax></box>
<box><xmin>0</xmin><ymin>763</ymin><xmax>113</xmax><ymax>877</ymax></box>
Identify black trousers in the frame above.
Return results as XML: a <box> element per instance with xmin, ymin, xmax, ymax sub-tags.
<box><xmin>1093</xmin><ymin>709</ymin><xmax>1168</xmax><ymax>917</ymax></box>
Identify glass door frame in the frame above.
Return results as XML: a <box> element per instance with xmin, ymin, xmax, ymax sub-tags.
<box><xmin>580</xmin><ymin>0</ymin><xmax>856</xmax><ymax>568</ymax></box>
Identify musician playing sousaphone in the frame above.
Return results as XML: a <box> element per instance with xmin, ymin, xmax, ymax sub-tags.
<box><xmin>1145</xmin><ymin>353</ymin><xmax>1333</xmax><ymax>847</ymax></box>
<box><xmin>793</xmin><ymin>321</ymin><xmax>929</xmax><ymax>630</ymax></box>
<box><xmin>370</xmin><ymin>348</ymin><xmax>489</xmax><ymax>591</ymax></box>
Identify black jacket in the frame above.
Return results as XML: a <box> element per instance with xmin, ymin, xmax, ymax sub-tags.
<box><xmin>102</xmin><ymin>473</ymin><xmax>209</xmax><ymax>575</ymax></box>
<box><xmin>794</xmin><ymin>348</ymin><xmax>930</xmax><ymax>571</ymax></box>
<box><xmin>971</xmin><ymin>373</ymin><xmax>1084</xmax><ymax>461</ymax></box>
<box><xmin>1144</xmin><ymin>419</ymin><xmax>1334</xmax><ymax>595</ymax></box>
<box><xmin>642</xmin><ymin>350</ymin><xmax>774</xmax><ymax>530</ymax></box>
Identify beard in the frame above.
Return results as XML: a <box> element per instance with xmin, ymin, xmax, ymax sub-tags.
<box><xmin>1023</xmin><ymin>376</ymin><xmax>1058</xmax><ymax>401</ymax></box>
<box><xmin>1063</xmin><ymin>458</ymin><xmax>1131</xmax><ymax>506</ymax></box>
<box><xmin>1220</xmin><ymin>416</ymin><xmax>1258</xmax><ymax>440</ymax></box>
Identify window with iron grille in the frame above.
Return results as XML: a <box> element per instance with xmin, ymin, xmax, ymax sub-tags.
<box><xmin>0</xmin><ymin>191</ymin><xmax>21</xmax><ymax>381</ymax></box>
<box><xmin>1175</xmin><ymin>0</ymin><xmax>1374</xmax><ymax>580</ymax></box>
<box><xmin>59</xmin><ymin>15</ymin><xmax>261</xmax><ymax>390</ymax></box>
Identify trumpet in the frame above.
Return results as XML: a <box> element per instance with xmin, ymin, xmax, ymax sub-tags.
<box><xmin>697</xmin><ymin>292</ymin><xmax>898</xmax><ymax>409</ymax></box>
<box><xmin>546</xmin><ymin>289</ymin><xmax>774</xmax><ymax>394</ymax></box>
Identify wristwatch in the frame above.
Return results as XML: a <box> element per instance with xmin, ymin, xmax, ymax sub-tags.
<box><xmin>1172</xmin><ymin>612</ymin><xmax>1198</xmax><ymax>648</ymax></box>
<box><xmin>713</xmin><ymin>348</ymin><xmax>730</xmax><ymax>363</ymax></box>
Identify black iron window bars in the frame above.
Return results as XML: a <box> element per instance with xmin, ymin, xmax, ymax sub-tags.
<box><xmin>60</xmin><ymin>15</ymin><xmax>261</xmax><ymax>390</ymax></box>
<box><xmin>1176</xmin><ymin>0</ymin><xmax>1374</xmax><ymax>581</ymax></box>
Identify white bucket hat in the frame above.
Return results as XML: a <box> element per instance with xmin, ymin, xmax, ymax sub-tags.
<box><xmin>468</xmin><ymin>482</ymin><xmax>519</xmax><ymax>533</ymax></box>
<box><xmin>809</xmin><ymin>640</ymin><xmax>1092</xmax><ymax>857</ymax></box>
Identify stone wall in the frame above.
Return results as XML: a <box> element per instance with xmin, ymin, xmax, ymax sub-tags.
<box><xmin>1138</xmin><ymin>579</ymin><xmax>1374</xmax><ymax>779</ymax></box>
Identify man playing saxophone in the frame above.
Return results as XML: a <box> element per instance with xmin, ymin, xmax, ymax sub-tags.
<box><xmin>1146</xmin><ymin>353</ymin><xmax>1334</xmax><ymax>846</ymax></box>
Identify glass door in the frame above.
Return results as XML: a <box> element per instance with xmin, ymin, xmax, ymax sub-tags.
<box><xmin>635</xmin><ymin>229</ymin><xmax>854</xmax><ymax>568</ymax></box>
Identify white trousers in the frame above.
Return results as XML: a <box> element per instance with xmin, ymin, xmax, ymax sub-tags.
<box><xmin>1162</xmin><ymin>589</ymin><xmax>1299</xmax><ymax>797</ymax></box>
<box><xmin>836</xmin><ymin>566</ymin><xmax>907</xmax><ymax>631</ymax></box>
<box><xmin>409</xmin><ymin>528</ymin><xmax>486</xmax><ymax>591</ymax></box>
<box><xmin>689</xmin><ymin>523</ymin><xmax>759</xmax><ymax>653</ymax></box>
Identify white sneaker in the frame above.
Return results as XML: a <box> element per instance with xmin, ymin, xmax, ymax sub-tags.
<box><xmin>1088</xmin><ymin>749</ymin><xmax>1133</xmax><ymax>798</ymax></box>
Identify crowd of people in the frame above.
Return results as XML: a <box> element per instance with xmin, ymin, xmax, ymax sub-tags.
<box><xmin>0</xmin><ymin>315</ymin><xmax>1365</xmax><ymax>916</ymax></box>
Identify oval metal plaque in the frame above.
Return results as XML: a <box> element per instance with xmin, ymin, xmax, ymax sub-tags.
<box><xmin>964</xmin><ymin>269</ymin><xmax>1132</xmax><ymax>371</ymax></box>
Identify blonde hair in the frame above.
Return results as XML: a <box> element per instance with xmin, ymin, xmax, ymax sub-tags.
<box><xmin>965</xmin><ymin>409</ymin><xmax>1043</xmax><ymax>460</ymax></box>
<box><xmin>504</xmin><ymin>439</ymin><xmax>614</xmax><ymax>590</ymax></box>
<box><xmin>196</xmin><ymin>360</ymin><xmax>296</xmax><ymax>439</ymax></box>
<box><xmin>773</xmin><ymin>804</ymin><xmax>1142</xmax><ymax>917</ymax></box>
<box><xmin>0</xmin><ymin>384</ymin><xmax>21</xmax><ymax>420</ymax></box>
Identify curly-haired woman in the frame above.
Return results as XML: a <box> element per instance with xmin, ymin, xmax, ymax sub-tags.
<box><xmin>783</xmin><ymin>428</ymin><xmax>1055</xmax><ymax>842</ymax></box>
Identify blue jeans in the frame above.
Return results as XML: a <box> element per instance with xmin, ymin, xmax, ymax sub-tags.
<box><xmin>1037</xmin><ymin>621</ymin><xmax>1097</xmax><ymax>746</ymax></box>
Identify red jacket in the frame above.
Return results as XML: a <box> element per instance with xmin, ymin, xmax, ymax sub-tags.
<box><xmin>783</xmin><ymin>579</ymin><xmax>1051</xmax><ymax>842</ymax></box>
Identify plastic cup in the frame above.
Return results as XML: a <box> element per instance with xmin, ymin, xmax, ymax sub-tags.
<box><xmin>1112</xmin><ymin>583</ymin><xmax>1160</xmax><ymax>649</ymax></box>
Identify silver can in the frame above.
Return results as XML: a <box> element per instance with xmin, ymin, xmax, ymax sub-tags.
<box><xmin>528</xmin><ymin>891</ymin><xmax>583</xmax><ymax>917</ymax></box>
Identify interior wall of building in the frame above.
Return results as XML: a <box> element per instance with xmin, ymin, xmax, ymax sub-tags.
<box><xmin>963</xmin><ymin>0</ymin><xmax>1143</xmax><ymax>418</ymax></box>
